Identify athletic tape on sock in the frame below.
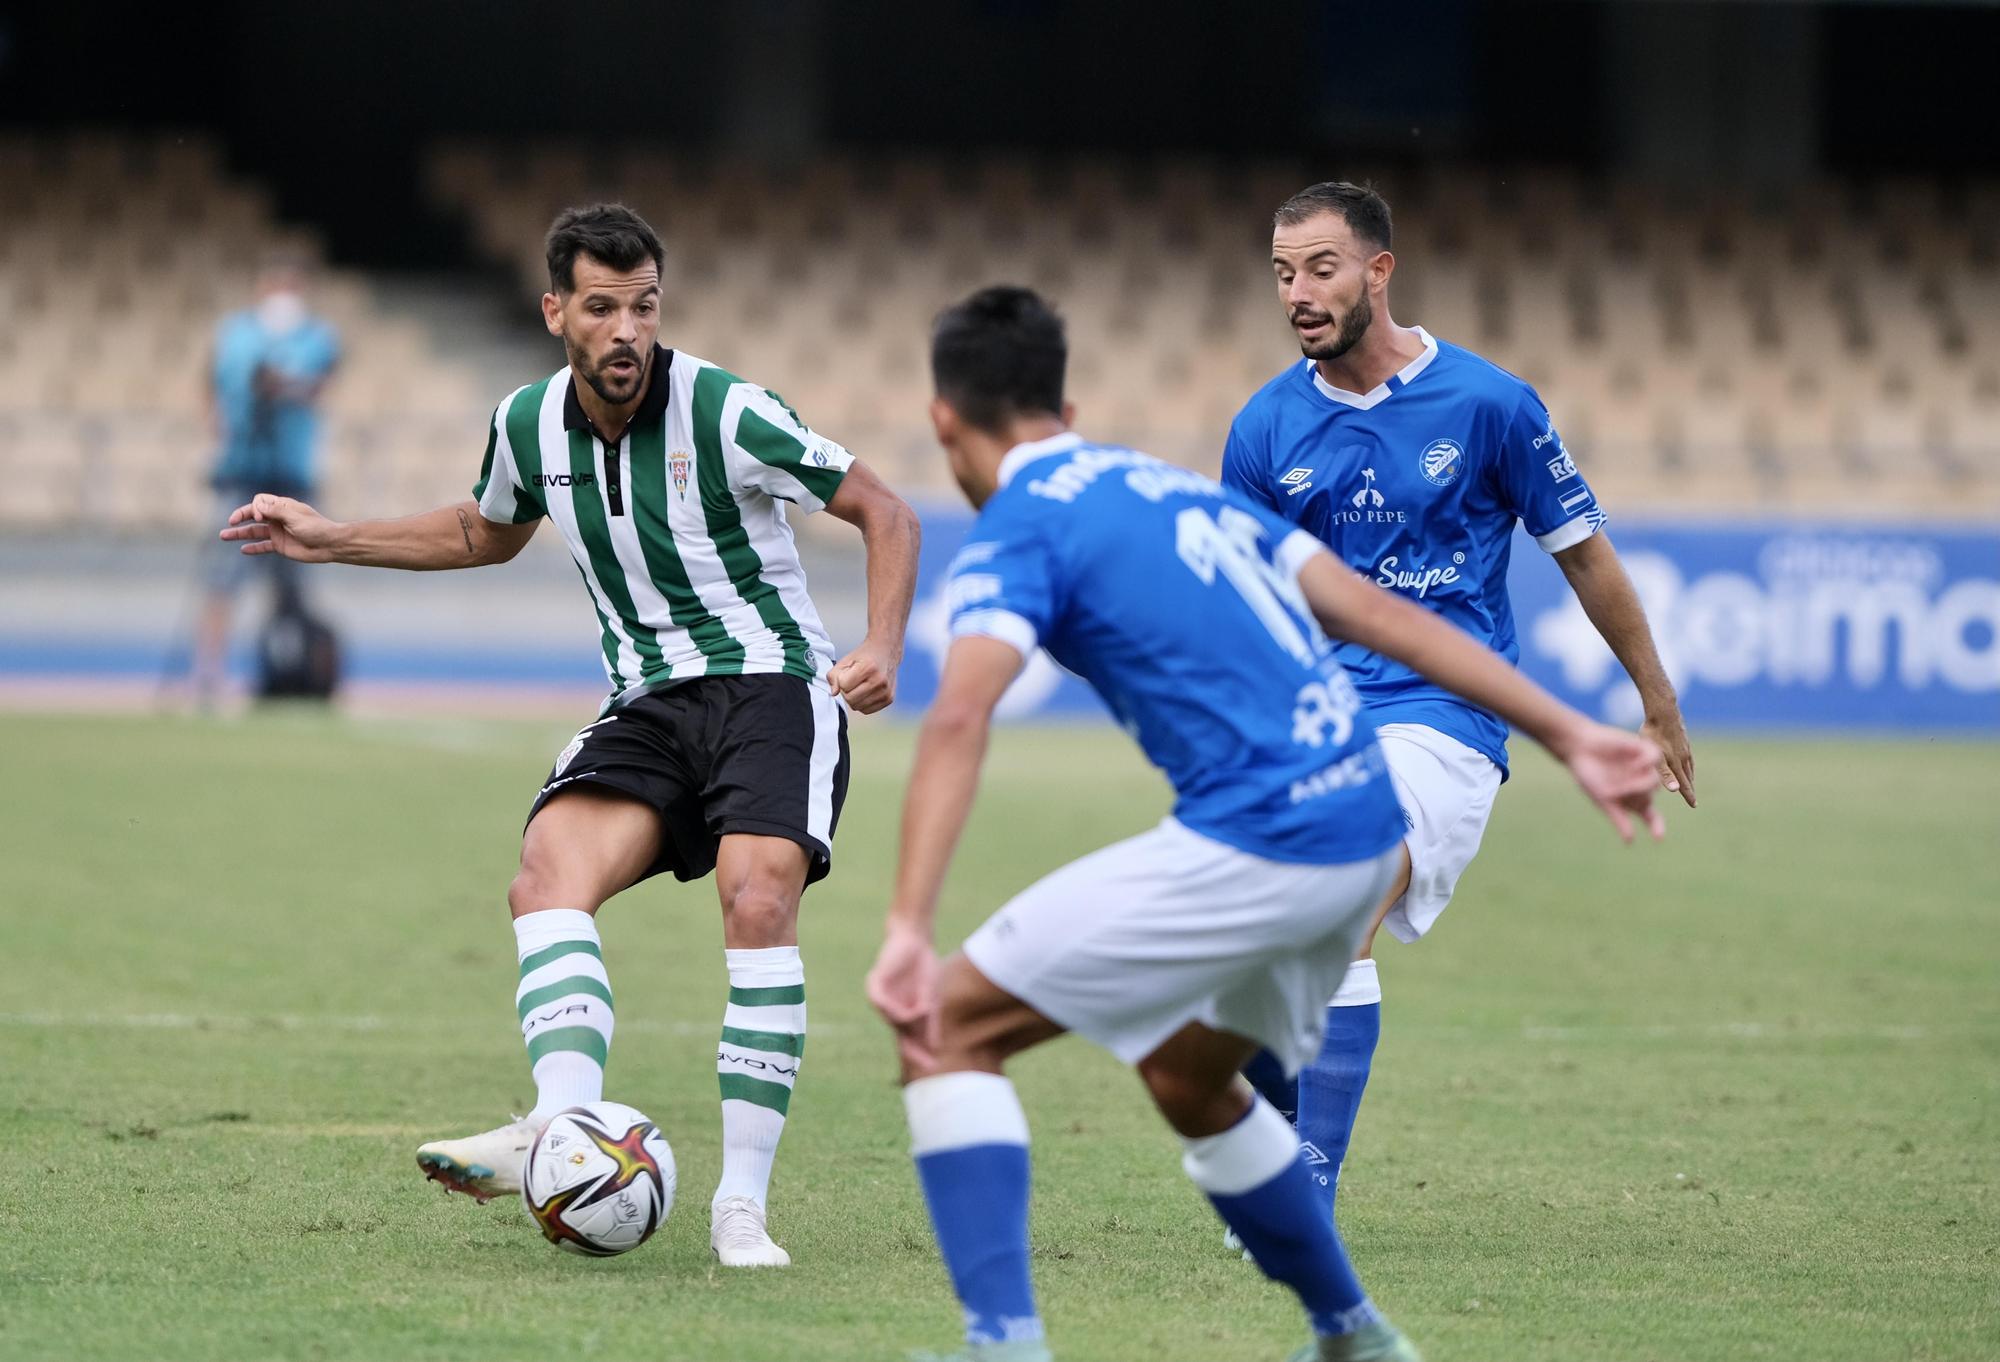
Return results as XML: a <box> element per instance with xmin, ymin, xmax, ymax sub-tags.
<box><xmin>905</xmin><ymin>1072</ymin><xmax>1031</xmax><ymax>1156</ymax></box>
<box><xmin>1182</xmin><ymin>1096</ymin><xmax>1300</xmax><ymax>1196</ymax></box>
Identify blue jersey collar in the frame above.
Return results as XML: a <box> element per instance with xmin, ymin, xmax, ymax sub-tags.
<box><xmin>996</xmin><ymin>430</ymin><xmax>1086</xmax><ymax>488</ymax></box>
<box><xmin>1305</xmin><ymin>326</ymin><xmax>1439</xmax><ymax>410</ymax></box>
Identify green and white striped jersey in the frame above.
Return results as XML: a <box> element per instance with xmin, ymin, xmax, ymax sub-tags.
<box><xmin>472</xmin><ymin>347</ymin><xmax>855</xmax><ymax>705</ymax></box>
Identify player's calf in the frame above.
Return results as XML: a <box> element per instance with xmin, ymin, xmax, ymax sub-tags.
<box><xmin>1142</xmin><ymin>1024</ymin><xmax>1411</xmax><ymax>1360</ymax></box>
<box><xmin>710</xmin><ymin>834</ymin><xmax>811</xmax><ymax>1267</ymax></box>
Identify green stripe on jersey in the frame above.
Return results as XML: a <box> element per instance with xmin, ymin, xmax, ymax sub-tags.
<box><xmin>691</xmin><ymin>367</ymin><xmax>815</xmax><ymax>679</ymax></box>
<box><xmin>718</xmin><ymin>1072</ymin><xmax>793</xmax><ymax>1115</ymax></box>
<box><xmin>503</xmin><ymin>379</ymin><xmax>551</xmax><ymax>522</ymax></box>
<box><xmin>719</xmin><ymin>1025</ymin><xmax>804</xmax><ymax>1057</ymax></box>
<box><xmin>567</xmin><ymin>428</ymin><xmax>666</xmax><ymax>684</ymax></box>
<box><xmin>517</xmin><ymin>975</ymin><xmax>614</xmax><ymax>1020</ymax></box>
<box><xmin>517</xmin><ymin>938</ymin><xmax>603</xmax><ymax>977</ymax></box>
<box><xmin>527</xmin><ymin>1025</ymin><xmax>609</xmax><ymax>1067</ymax></box>
<box><xmin>728</xmin><ymin>983</ymin><xmax>806</xmax><ymax>1008</ymax></box>
<box><xmin>629</xmin><ymin>409</ymin><xmax>746</xmax><ymax>672</ymax></box>
<box><xmin>735</xmin><ymin>405</ymin><xmax>845</xmax><ymax>506</ymax></box>
<box><xmin>471</xmin><ymin>413</ymin><xmax>499</xmax><ymax>503</ymax></box>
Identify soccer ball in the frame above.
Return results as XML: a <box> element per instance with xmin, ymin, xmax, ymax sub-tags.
<box><xmin>521</xmin><ymin>1102</ymin><xmax>676</xmax><ymax>1256</ymax></box>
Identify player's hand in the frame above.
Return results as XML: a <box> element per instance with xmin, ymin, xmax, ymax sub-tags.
<box><xmin>1558</xmin><ymin>721</ymin><xmax>1667</xmax><ymax>844</ymax></box>
<box><xmin>219</xmin><ymin>493</ymin><xmax>340</xmax><ymax>563</ymax></box>
<box><xmin>1640</xmin><ymin>706</ymin><xmax>1697</xmax><ymax>809</ymax></box>
<box><xmin>866</xmin><ymin>922</ymin><xmax>939</xmax><ymax>1069</ymax></box>
<box><xmin>830</xmin><ymin>637</ymin><xmax>900</xmax><ymax>715</ymax></box>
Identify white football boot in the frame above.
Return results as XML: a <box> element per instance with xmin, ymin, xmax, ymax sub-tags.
<box><xmin>415</xmin><ymin>1115</ymin><xmax>540</xmax><ymax>1203</ymax></box>
<box><xmin>710</xmin><ymin>1194</ymin><xmax>791</xmax><ymax>1267</ymax></box>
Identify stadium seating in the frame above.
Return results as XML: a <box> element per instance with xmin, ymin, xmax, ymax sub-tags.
<box><xmin>0</xmin><ymin>131</ymin><xmax>492</xmax><ymax>531</ymax></box>
<box><xmin>424</xmin><ymin>143</ymin><xmax>2000</xmax><ymax>514</ymax></box>
<box><xmin>2</xmin><ymin>130</ymin><xmax>1995</xmax><ymax>531</ymax></box>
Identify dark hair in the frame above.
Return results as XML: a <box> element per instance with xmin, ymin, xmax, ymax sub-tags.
<box><xmin>545</xmin><ymin>203</ymin><xmax>665</xmax><ymax>293</ymax></box>
<box><xmin>930</xmin><ymin>286</ymin><xmax>1067</xmax><ymax>431</ymax></box>
<box><xmin>1273</xmin><ymin>181</ymin><xmax>1392</xmax><ymax>252</ymax></box>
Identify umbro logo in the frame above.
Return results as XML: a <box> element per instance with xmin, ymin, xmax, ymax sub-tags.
<box><xmin>1280</xmin><ymin>466</ymin><xmax>1315</xmax><ymax>496</ymax></box>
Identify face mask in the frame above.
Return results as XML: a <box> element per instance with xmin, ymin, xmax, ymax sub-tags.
<box><xmin>257</xmin><ymin>291</ymin><xmax>307</xmax><ymax>334</ymax></box>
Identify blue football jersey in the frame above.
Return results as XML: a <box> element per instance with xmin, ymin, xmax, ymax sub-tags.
<box><xmin>1221</xmin><ymin>328</ymin><xmax>1605</xmax><ymax>773</ymax></box>
<box><xmin>948</xmin><ymin>432</ymin><xmax>1405</xmax><ymax>866</ymax></box>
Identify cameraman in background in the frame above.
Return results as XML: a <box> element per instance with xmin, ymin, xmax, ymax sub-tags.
<box><xmin>193</xmin><ymin>255</ymin><xmax>341</xmax><ymax>708</ymax></box>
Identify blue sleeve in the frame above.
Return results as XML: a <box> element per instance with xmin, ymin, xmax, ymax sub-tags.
<box><xmin>944</xmin><ymin>510</ymin><xmax>1060</xmax><ymax>659</ymax></box>
<box><xmin>1492</xmin><ymin>387</ymin><xmax>1606</xmax><ymax>553</ymax></box>
<box><xmin>1220</xmin><ymin>414</ymin><xmax>1279</xmax><ymax>513</ymax></box>
<box><xmin>314</xmin><ymin>324</ymin><xmax>341</xmax><ymax>375</ymax></box>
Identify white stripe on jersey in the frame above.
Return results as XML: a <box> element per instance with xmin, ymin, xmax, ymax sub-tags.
<box><xmin>537</xmin><ymin>374</ymin><xmax>643</xmax><ymax>689</ymax></box>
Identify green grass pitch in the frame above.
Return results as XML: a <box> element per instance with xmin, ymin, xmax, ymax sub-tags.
<box><xmin>2</xmin><ymin>711</ymin><xmax>1995</xmax><ymax>1361</ymax></box>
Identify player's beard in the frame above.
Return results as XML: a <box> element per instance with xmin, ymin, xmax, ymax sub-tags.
<box><xmin>1295</xmin><ymin>292</ymin><xmax>1373</xmax><ymax>362</ymax></box>
<box><xmin>570</xmin><ymin>336</ymin><xmax>648</xmax><ymax>405</ymax></box>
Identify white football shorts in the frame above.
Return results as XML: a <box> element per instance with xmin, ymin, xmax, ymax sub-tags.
<box><xmin>962</xmin><ymin>818</ymin><xmax>1402</xmax><ymax>1077</ymax></box>
<box><xmin>1375</xmin><ymin>722</ymin><xmax>1504</xmax><ymax>944</ymax></box>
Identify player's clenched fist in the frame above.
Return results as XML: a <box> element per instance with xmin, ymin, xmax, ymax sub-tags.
<box><xmin>830</xmin><ymin>639</ymin><xmax>899</xmax><ymax>714</ymax></box>
<box><xmin>219</xmin><ymin>493</ymin><xmax>339</xmax><ymax>562</ymax></box>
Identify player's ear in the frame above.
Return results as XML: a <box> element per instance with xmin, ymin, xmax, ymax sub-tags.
<box><xmin>541</xmin><ymin>292</ymin><xmax>565</xmax><ymax>337</ymax></box>
<box><xmin>1060</xmin><ymin>399</ymin><xmax>1077</xmax><ymax>428</ymax></box>
<box><xmin>1371</xmin><ymin>250</ymin><xmax>1396</xmax><ymax>292</ymax></box>
<box><xmin>928</xmin><ymin>396</ymin><xmax>959</xmax><ymax>449</ymax></box>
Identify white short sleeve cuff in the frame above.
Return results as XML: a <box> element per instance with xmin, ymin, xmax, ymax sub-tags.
<box><xmin>950</xmin><ymin>608</ymin><xmax>1039</xmax><ymax>658</ymax></box>
<box><xmin>1275</xmin><ymin>529</ymin><xmax>1327</xmax><ymax>582</ymax></box>
<box><xmin>1535</xmin><ymin>514</ymin><xmax>1604</xmax><ymax>554</ymax></box>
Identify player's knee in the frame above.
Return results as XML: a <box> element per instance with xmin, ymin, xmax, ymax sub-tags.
<box><xmin>507</xmin><ymin>864</ymin><xmax>555</xmax><ymax>917</ymax></box>
<box><xmin>509</xmin><ymin>842</ymin><xmax>591</xmax><ymax>917</ymax></box>
<box><xmin>719</xmin><ymin>880</ymin><xmax>798</xmax><ymax>946</ymax></box>
<box><xmin>1137</xmin><ymin>1058</ymin><xmax>1243</xmax><ymax>1137</ymax></box>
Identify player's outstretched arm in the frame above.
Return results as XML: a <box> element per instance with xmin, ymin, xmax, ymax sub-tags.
<box><xmin>866</xmin><ymin>635</ymin><xmax>1022</xmax><ymax>1067</ymax></box>
<box><xmin>1554</xmin><ymin>532</ymin><xmax>1697</xmax><ymax>807</ymax></box>
<box><xmin>825</xmin><ymin>461</ymin><xmax>922</xmax><ymax>714</ymax></box>
<box><xmin>1296</xmin><ymin>549</ymin><xmax>1667</xmax><ymax>843</ymax></box>
<box><xmin>220</xmin><ymin>494</ymin><xmax>537</xmax><ymax>571</ymax></box>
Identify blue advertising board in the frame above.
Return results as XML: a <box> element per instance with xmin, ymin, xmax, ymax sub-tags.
<box><xmin>897</xmin><ymin>504</ymin><xmax>2000</xmax><ymax>733</ymax></box>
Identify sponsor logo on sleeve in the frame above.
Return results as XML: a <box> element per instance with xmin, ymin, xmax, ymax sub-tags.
<box><xmin>1546</xmin><ymin>449</ymin><xmax>1579</xmax><ymax>482</ymax></box>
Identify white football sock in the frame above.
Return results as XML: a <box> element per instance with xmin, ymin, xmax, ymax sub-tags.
<box><xmin>513</xmin><ymin>909</ymin><xmax>612</xmax><ymax>1123</ymax></box>
<box><xmin>713</xmin><ymin>945</ymin><xmax>805</xmax><ymax>1210</ymax></box>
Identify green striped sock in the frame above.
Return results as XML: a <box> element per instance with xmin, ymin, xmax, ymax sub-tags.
<box><xmin>714</xmin><ymin>946</ymin><xmax>804</xmax><ymax>1209</ymax></box>
<box><xmin>514</xmin><ymin>909</ymin><xmax>612</xmax><ymax>1122</ymax></box>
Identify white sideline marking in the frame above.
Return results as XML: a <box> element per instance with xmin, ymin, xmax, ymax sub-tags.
<box><xmin>0</xmin><ymin>1012</ymin><xmax>853</xmax><ymax>1038</ymax></box>
<box><xmin>1518</xmin><ymin>1022</ymin><xmax>1932</xmax><ymax>1041</ymax></box>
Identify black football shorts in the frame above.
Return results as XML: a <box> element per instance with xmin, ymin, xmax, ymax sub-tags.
<box><xmin>527</xmin><ymin>674</ymin><xmax>850</xmax><ymax>888</ymax></box>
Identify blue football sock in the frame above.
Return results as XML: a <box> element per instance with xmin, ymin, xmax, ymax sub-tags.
<box><xmin>1298</xmin><ymin>960</ymin><xmax>1382</xmax><ymax>1221</ymax></box>
<box><xmin>905</xmin><ymin>1072</ymin><xmax>1042</xmax><ymax>1347</ymax></box>
<box><xmin>1184</xmin><ymin>1096</ymin><xmax>1381</xmax><ymax>1337</ymax></box>
<box><xmin>1242</xmin><ymin>1047</ymin><xmax>1299</xmax><ymax>1124</ymax></box>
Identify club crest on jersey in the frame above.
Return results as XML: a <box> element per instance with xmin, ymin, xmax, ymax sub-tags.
<box><xmin>1419</xmin><ymin>438</ymin><xmax>1464</xmax><ymax>487</ymax></box>
<box><xmin>669</xmin><ymin>450</ymin><xmax>692</xmax><ymax>500</ymax></box>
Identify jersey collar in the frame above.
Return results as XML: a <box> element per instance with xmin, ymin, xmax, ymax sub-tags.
<box><xmin>1304</xmin><ymin>326</ymin><xmax>1439</xmax><ymax>410</ymax></box>
<box><xmin>563</xmin><ymin>345</ymin><xmax>675</xmax><ymax>437</ymax></box>
<box><xmin>996</xmin><ymin>430</ymin><xmax>1085</xmax><ymax>489</ymax></box>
